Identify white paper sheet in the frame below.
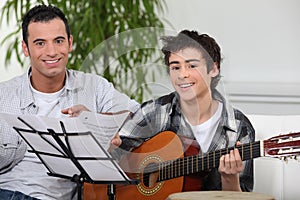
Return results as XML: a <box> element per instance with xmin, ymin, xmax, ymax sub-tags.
<box><xmin>0</xmin><ymin>111</ymin><xmax>131</xmax><ymax>182</ymax></box>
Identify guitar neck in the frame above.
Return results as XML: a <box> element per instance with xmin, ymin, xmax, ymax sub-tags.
<box><xmin>158</xmin><ymin>140</ymin><xmax>262</xmax><ymax>182</ymax></box>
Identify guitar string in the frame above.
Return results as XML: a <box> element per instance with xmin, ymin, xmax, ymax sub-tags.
<box><xmin>159</xmin><ymin>143</ymin><xmax>261</xmax><ymax>180</ymax></box>
<box><xmin>147</xmin><ymin>142</ymin><xmax>262</xmax><ymax>181</ymax></box>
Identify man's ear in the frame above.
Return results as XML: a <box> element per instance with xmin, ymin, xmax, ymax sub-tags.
<box><xmin>210</xmin><ymin>63</ymin><xmax>219</xmax><ymax>77</ymax></box>
<box><xmin>68</xmin><ymin>35</ymin><xmax>73</xmax><ymax>52</ymax></box>
<box><xmin>22</xmin><ymin>41</ymin><xmax>30</xmax><ymax>57</ymax></box>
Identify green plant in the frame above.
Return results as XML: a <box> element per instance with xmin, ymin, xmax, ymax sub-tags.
<box><xmin>0</xmin><ymin>0</ymin><xmax>167</xmax><ymax>102</ymax></box>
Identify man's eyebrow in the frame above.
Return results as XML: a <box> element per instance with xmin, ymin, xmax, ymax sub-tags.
<box><xmin>32</xmin><ymin>38</ymin><xmax>45</xmax><ymax>43</ymax></box>
<box><xmin>55</xmin><ymin>36</ymin><xmax>66</xmax><ymax>40</ymax></box>
<box><xmin>32</xmin><ymin>36</ymin><xmax>66</xmax><ymax>44</ymax></box>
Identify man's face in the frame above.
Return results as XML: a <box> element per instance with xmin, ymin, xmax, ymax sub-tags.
<box><xmin>22</xmin><ymin>18</ymin><xmax>72</xmax><ymax>82</ymax></box>
<box><xmin>168</xmin><ymin>47</ymin><xmax>218</xmax><ymax>103</ymax></box>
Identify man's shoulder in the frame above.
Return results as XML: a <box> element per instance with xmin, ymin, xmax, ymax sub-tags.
<box><xmin>0</xmin><ymin>74</ymin><xmax>25</xmax><ymax>89</ymax></box>
<box><xmin>67</xmin><ymin>69</ymin><xmax>109</xmax><ymax>83</ymax></box>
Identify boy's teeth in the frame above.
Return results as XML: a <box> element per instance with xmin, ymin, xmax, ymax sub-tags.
<box><xmin>180</xmin><ymin>83</ymin><xmax>193</xmax><ymax>88</ymax></box>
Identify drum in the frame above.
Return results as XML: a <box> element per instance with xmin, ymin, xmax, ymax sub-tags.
<box><xmin>166</xmin><ymin>191</ymin><xmax>275</xmax><ymax>200</ymax></box>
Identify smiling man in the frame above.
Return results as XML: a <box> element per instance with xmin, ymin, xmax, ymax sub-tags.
<box><xmin>0</xmin><ymin>5</ymin><xmax>139</xmax><ymax>200</ymax></box>
<box><xmin>111</xmin><ymin>30</ymin><xmax>255</xmax><ymax>196</ymax></box>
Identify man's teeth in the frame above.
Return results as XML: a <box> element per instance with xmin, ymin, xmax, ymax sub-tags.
<box><xmin>45</xmin><ymin>59</ymin><xmax>59</xmax><ymax>64</ymax></box>
<box><xmin>179</xmin><ymin>83</ymin><xmax>193</xmax><ymax>88</ymax></box>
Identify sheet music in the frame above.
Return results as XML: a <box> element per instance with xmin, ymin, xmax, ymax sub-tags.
<box><xmin>78</xmin><ymin>111</ymin><xmax>130</xmax><ymax>150</ymax></box>
<box><xmin>0</xmin><ymin>111</ymin><xmax>130</xmax><ymax>150</ymax></box>
<box><xmin>0</xmin><ymin>111</ymin><xmax>132</xmax><ymax>182</ymax></box>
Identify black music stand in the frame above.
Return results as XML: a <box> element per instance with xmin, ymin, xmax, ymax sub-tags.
<box><xmin>12</xmin><ymin>116</ymin><xmax>137</xmax><ymax>200</ymax></box>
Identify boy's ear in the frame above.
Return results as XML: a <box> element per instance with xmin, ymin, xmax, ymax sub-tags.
<box><xmin>210</xmin><ymin>63</ymin><xmax>219</xmax><ymax>77</ymax></box>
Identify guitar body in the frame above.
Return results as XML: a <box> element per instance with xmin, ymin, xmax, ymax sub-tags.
<box><xmin>84</xmin><ymin>131</ymin><xmax>202</xmax><ymax>200</ymax></box>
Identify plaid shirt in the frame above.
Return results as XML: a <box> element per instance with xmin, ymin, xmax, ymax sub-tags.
<box><xmin>118</xmin><ymin>90</ymin><xmax>255</xmax><ymax>192</ymax></box>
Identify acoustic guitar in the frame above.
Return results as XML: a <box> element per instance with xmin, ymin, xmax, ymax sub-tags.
<box><xmin>84</xmin><ymin>131</ymin><xmax>300</xmax><ymax>200</ymax></box>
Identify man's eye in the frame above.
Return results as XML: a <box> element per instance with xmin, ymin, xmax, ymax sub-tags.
<box><xmin>56</xmin><ymin>39</ymin><xmax>64</xmax><ymax>44</ymax></box>
<box><xmin>190</xmin><ymin>64</ymin><xmax>198</xmax><ymax>68</ymax></box>
<box><xmin>35</xmin><ymin>42</ymin><xmax>44</xmax><ymax>46</ymax></box>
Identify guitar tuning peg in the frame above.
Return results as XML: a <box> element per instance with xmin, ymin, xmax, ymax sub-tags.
<box><xmin>284</xmin><ymin>157</ymin><xmax>289</xmax><ymax>163</ymax></box>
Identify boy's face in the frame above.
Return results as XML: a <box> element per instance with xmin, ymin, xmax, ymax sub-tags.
<box><xmin>22</xmin><ymin>18</ymin><xmax>73</xmax><ymax>83</ymax></box>
<box><xmin>168</xmin><ymin>47</ymin><xmax>219</xmax><ymax>103</ymax></box>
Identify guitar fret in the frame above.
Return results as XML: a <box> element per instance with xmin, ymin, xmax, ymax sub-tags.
<box><xmin>250</xmin><ymin>143</ymin><xmax>252</xmax><ymax>159</ymax></box>
<box><xmin>162</xmin><ymin>163</ymin><xmax>164</xmax><ymax>179</ymax></box>
<box><xmin>201</xmin><ymin>153</ymin><xmax>204</xmax><ymax>171</ymax></box>
<box><xmin>186</xmin><ymin>157</ymin><xmax>188</xmax><ymax>175</ymax></box>
<box><xmin>242</xmin><ymin>144</ymin><xmax>244</xmax><ymax>160</ymax></box>
<box><xmin>170</xmin><ymin>161</ymin><xmax>172</xmax><ymax>179</ymax></box>
<box><xmin>173</xmin><ymin>160</ymin><xmax>175</xmax><ymax>178</ymax></box>
<box><xmin>168</xmin><ymin>160</ymin><xmax>171</xmax><ymax>179</ymax></box>
<box><xmin>207</xmin><ymin>152</ymin><xmax>209</xmax><ymax>169</ymax></box>
<box><xmin>191</xmin><ymin>156</ymin><xmax>193</xmax><ymax>173</ymax></box>
<box><xmin>178</xmin><ymin>159</ymin><xmax>180</xmax><ymax>177</ymax></box>
<box><xmin>213</xmin><ymin>151</ymin><xmax>215</xmax><ymax>167</ymax></box>
<box><xmin>175</xmin><ymin>159</ymin><xmax>177</xmax><ymax>178</ymax></box>
<box><xmin>164</xmin><ymin>162</ymin><xmax>166</xmax><ymax>180</ymax></box>
<box><xmin>196</xmin><ymin>156</ymin><xmax>199</xmax><ymax>172</ymax></box>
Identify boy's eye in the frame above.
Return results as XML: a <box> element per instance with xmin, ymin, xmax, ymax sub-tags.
<box><xmin>170</xmin><ymin>66</ymin><xmax>180</xmax><ymax>71</ymax></box>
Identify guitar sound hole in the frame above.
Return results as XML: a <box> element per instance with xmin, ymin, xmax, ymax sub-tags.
<box><xmin>143</xmin><ymin>163</ymin><xmax>158</xmax><ymax>187</ymax></box>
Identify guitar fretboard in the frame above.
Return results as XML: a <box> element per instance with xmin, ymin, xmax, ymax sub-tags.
<box><xmin>156</xmin><ymin>141</ymin><xmax>262</xmax><ymax>182</ymax></box>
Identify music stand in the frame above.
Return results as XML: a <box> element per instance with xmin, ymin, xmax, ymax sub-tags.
<box><xmin>10</xmin><ymin>116</ymin><xmax>137</xmax><ymax>200</ymax></box>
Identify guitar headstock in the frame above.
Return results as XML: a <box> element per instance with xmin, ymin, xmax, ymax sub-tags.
<box><xmin>263</xmin><ymin>132</ymin><xmax>300</xmax><ymax>160</ymax></box>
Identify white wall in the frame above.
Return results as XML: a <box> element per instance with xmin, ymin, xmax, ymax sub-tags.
<box><xmin>0</xmin><ymin>1</ymin><xmax>26</xmax><ymax>82</ymax></box>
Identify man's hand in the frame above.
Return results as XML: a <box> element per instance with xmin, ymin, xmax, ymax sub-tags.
<box><xmin>111</xmin><ymin>133</ymin><xmax>122</xmax><ymax>146</ymax></box>
<box><xmin>61</xmin><ymin>104</ymin><xmax>90</xmax><ymax>117</ymax></box>
<box><xmin>108</xmin><ymin>133</ymin><xmax>122</xmax><ymax>152</ymax></box>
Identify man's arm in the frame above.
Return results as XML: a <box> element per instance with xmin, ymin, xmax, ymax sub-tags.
<box><xmin>0</xmin><ymin>131</ymin><xmax>27</xmax><ymax>174</ymax></box>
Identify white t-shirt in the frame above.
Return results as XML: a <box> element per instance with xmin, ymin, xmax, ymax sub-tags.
<box><xmin>30</xmin><ymin>85</ymin><xmax>64</xmax><ymax>118</ymax></box>
<box><xmin>189</xmin><ymin>102</ymin><xmax>223</xmax><ymax>153</ymax></box>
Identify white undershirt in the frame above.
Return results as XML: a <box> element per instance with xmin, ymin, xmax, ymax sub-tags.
<box><xmin>30</xmin><ymin>85</ymin><xmax>65</xmax><ymax>118</ymax></box>
<box><xmin>189</xmin><ymin>102</ymin><xmax>223</xmax><ymax>153</ymax></box>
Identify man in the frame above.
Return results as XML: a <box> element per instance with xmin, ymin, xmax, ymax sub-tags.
<box><xmin>111</xmin><ymin>30</ymin><xmax>255</xmax><ymax>193</ymax></box>
<box><xmin>0</xmin><ymin>4</ymin><xmax>138</xmax><ymax>200</ymax></box>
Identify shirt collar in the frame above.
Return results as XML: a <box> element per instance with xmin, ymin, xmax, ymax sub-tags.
<box><xmin>20</xmin><ymin>67</ymin><xmax>82</xmax><ymax>109</ymax></box>
<box><xmin>169</xmin><ymin>89</ymin><xmax>237</xmax><ymax>132</ymax></box>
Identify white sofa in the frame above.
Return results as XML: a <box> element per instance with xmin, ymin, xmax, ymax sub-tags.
<box><xmin>247</xmin><ymin>115</ymin><xmax>300</xmax><ymax>200</ymax></box>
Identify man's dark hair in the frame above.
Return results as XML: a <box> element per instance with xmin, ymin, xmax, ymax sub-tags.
<box><xmin>22</xmin><ymin>4</ymin><xmax>71</xmax><ymax>46</ymax></box>
<box><xmin>161</xmin><ymin>30</ymin><xmax>222</xmax><ymax>89</ymax></box>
